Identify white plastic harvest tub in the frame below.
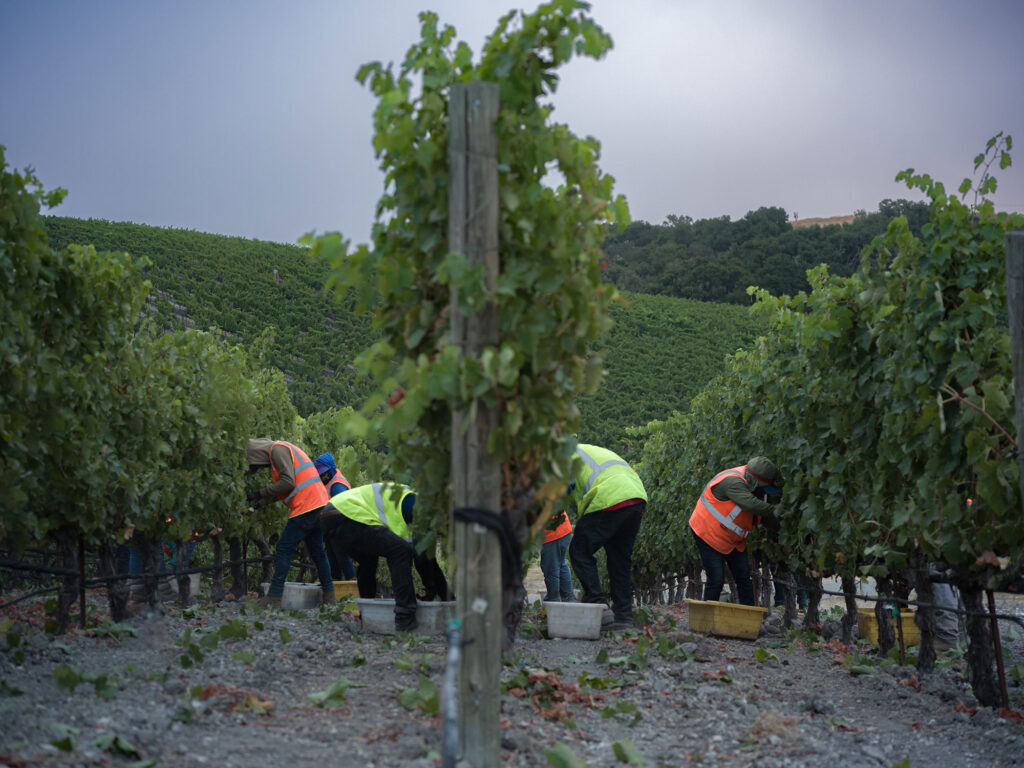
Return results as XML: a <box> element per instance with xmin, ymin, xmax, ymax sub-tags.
<box><xmin>356</xmin><ymin>599</ymin><xmax>456</xmax><ymax>634</ymax></box>
<box><xmin>544</xmin><ymin>601</ymin><xmax>604</xmax><ymax>640</ymax></box>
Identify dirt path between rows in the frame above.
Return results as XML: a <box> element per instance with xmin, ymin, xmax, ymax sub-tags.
<box><xmin>2</xmin><ymin>587</ymin><xmax>1023</xmax><ymax>768</ymax></box>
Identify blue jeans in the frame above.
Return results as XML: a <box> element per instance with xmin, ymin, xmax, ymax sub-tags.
<box><xmin>692</xmin><ymin>528</ymin><xmax>755</xmax><ymax>605</ymax></box>
<box><xmin>115</xmin><ymin>545</ymin><xmax>171</xmax><ymax>586</ymax></box>
<box><xmin>540</xmin><ymin>534</ymin><xmax>576</xmax><ymax>601</ymax></box>
<box><xmin>269</xmin><ymin>507</ymin><xmax>333</xmax><ymax>597</ymax></box>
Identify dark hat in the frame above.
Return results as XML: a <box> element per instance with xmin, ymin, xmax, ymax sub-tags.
<box><xmin>747</xmin><ymin>456</ymin><xmax>780</xmax><ymax>485</ymax></box>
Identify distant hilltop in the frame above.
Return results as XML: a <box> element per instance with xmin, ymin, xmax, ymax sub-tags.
<box><xmin>789</xmin><ymin>213</ymin><xmax>861</xmax><ymax>229</ymax></box>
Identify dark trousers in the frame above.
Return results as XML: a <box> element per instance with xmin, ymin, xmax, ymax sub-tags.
<box><xmin>414</xmin><ymin>550</ymin><xmax>452</xmax><ymax>601</ymax></box>
<box><xmin>269</xmin><ymin>506</ymin><xmax>333</xmax><ymax>598</ymax></box>
<box><xmin>326</xmin><ymin>545</ymin><xmax>356</xmax><ymax>581</ymax></box>
<box><xmin>770</xmin><ymin>564</ymin><xmax>807</xmax><ymax>608</ymax></box>
<box><xmin>568</xmin><ymin>501</ymin><xmax>644</xmax><ymax>621</ymax></box>
<box><xmin>321</xmin><ymin>513</ymin><xmax>416</xmax><ymax>626</ymax></box>
<box><xmin>692</xmin><ymin>528</ymin><xmax>755</xmax><ymax>605</ymax></box>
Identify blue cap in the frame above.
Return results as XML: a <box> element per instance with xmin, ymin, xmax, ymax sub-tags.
<box><xmin>313</xmin><ymin>452</ymin><xmax>336</xmax><ymax>475</ymax></box>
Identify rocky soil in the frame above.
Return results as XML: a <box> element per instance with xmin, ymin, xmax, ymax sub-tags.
<box><xmin>1</xmin><ymin>588</ymin><xmax>1023</xmax><ymax>768</ymax></box>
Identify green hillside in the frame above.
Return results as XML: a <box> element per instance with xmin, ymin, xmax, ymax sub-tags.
<box><xmin>581</xmin><ymin>293</ymin><xmax>762</xmax><ymax>456</ymax></box>
<box><xmin>43</xmin><ymin>216</ymin><xmax>376</xmax><ymax>416</ymax></box>
<box><xmin>42</xmin><ymin>216</ymin><xmax>763</xmax><ymax>451</ymax></box>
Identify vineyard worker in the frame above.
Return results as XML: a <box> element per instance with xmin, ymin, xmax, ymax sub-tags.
<box><xmin>319</xmin><ymin>482</ymin><xmax>421</xmax><ymax>632</ymax></box>
<box><xmin>313</xmin><ymin>452</ymin><xmax>356</xmax><ymax>581</ymax></box>
<box><xmin>689</xmin><ymin>456</ymin><xmax>782</xmax><ymax>606</ymax></box>
<box><xmin>917</xmin><ymin>564</ymin><xmax>961</xmax><ymax>652</ymax></box>
<box><xmin>314</xmin><ymin>451</ymin><xmax>352</xmax><ymax>497</ymax></box>
<box><xmin>568</xmin><ymin>444</ymin><xmax>648</xmax><ymax>631</ymax></box>
<box><xmin>245</xmin><ymin>438</ymin><xmax>336</xmax><ymax>608</ymax></box>
<box><xmin>541</xmin><ymin>508</ymin><xmax>577</xmax><ymax>602</ymax></box>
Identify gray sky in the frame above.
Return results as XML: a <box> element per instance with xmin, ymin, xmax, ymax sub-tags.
<box><xmin>2</xmin><ymin>0</ymin><xmax>1022</xmax><ymax>245</ymax></box>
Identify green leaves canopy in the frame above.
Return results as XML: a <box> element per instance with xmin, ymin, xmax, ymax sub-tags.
<box><xmin>310</xmin><ymin>0</ymin><xmax>628</xmax><ymax>541</ymax></box>
<box><xmin>636</xmin><ymin>134</ymin><xmax>1023</xmax><ymax>590</ymax></box>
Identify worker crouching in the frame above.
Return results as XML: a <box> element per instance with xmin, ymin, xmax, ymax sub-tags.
<box><xmin>320</xmin><ymin>483</ymin><xmax>420</xmax><ymax>632</ymax></box>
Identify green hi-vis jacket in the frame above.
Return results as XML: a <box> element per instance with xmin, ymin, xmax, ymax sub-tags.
<box><xmin>329</xmin><ymin>482</ymin><xmax>414</xmax><ymax>539</ymax></box>
<box><xmin>571</xmin><ymin>444</ymin><xmax>648</xmax><ymax>516</ymax></box>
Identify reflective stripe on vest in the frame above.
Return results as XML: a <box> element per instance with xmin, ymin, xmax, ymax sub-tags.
<box><xmin>271</xmin><ymin>441</ymin><xmax>328</xmax><ymax>518</ymax></box>
<box><xmin>373</xmin><ymin>483</ymin><xmax>412</xmax><ymax>541</ymax></box>
<box><xmin>575</xmin><ymin>446</ymin><xmax>630</xmax><ymax>493</ymax></box>
<box><xmin>372</xmin><ymin>483</ymin><xmax>389</xmax><ymax>526</ymax></box>
<box><xmin>699</xmin><ymin>471</ymin><xmax>749</xmax><ymax>537</ymax></box>
<box><xmin>690</xmin><ymin>465</ymin><xmax>756</xmax><ymax>547</ymax></box>
<box><xmin>328</xmin><ymin>469</ymin><xmax>350</xmax><ymax>494</ymax></box>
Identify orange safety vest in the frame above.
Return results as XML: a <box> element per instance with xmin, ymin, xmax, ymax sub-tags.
<box><xmin>544</xmin><ymin>511</ymin><xmax>573</xmax><ymax>544</ymax></box>
<box><xmin>324</xmin><ymin>469</ymin><xmax>351</xmax><ymax>497</ymax></box>
<box><xmin>688</xmin><ymin>465</ymin><xmax>756</xmax><ymax>554</ymax></box>
<box><xmin>270</xmin><ymin>441</ymin><xmax>329</xmax><ymax>518</ymax></box>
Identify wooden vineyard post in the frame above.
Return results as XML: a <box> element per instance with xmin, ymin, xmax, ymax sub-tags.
<box><xmin>449</xmin><ymin>81</ymin><xmax>502</xmax><ymax>767</ymax></box>
<box><xmin>1007</xmin><ymin>230</ymin><xmax>1024</xmax><ymax>525</ymax></box>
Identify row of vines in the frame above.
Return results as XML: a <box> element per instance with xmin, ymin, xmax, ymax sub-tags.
<box><xmin>633</xmin><ymin>134</ymin><xmax>1023</xmax><ymax>706</ymax></box>
<box><xmin>0</xmin><ymin>146</ymin><xmax>373</xmax><ymax>630</ymax></box>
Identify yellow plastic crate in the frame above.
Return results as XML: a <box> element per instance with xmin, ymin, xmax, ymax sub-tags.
<box><xmin>686</xmin><ymin>599</ymin><xmax>766</xmax><ymax>640</ymax></box>
<box><xmin>333</xmin><ymin>580</ymin><xmax>359</xmax><ymax>601</ymax></box>
<box><xmin>857</xmin><ymin>609</ymin><xmax>919</xmax><ymax>646</ymax></box>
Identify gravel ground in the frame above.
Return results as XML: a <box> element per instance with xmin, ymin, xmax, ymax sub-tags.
<box><xmin>1</xmin><ymin>590</ymin><xmax>1023</xmax><ymax>768</ymax></box>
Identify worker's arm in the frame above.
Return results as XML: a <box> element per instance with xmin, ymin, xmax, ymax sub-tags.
<box><xmin>256</xmin><ymin>444</ymin><xmax>296</xmax><ymax>502</ymax></box>
<box><xmin>712</xmin><ymin>476</ymin><xmax>778</xmax><ymax>520</ymax></box>
<box><xmin>328</xmin><ymin>480</ymin><xmax>350</xmax><ymax>497</ymax></box>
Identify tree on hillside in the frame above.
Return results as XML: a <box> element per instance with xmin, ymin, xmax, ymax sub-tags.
<box><xmin>602</xmin><ymin>199</ymin><xmax>933</xmax><ymax>302</ymax></box>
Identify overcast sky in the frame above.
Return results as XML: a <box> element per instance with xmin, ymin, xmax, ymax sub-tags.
<box><xmin>2</xmin><ymin>0</ymin><xmax>1022</xmax><ymax>246</ymax></box>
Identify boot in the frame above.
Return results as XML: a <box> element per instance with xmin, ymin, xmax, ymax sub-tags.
<box><xmin>259</xmin><ymin>595</ymin><xmax>282</xmax><ymax>610</ymax></box>
<box><xmin>395</xmin><ymin>613</ymin><xmax>419</xmax><ymax>632</ymax></box>
<box><xmin>321</xmin><ymin>590</ymin><xmax>336</xmax><ymax>606</ymax></box>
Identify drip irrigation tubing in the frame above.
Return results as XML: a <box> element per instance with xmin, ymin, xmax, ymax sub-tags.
<box><xmin>4</xmin><ymin>553</ymin><xmax>1023</xmax><ymax>631</ymax></box>
<box><xmin>0</xmin><ymin>554</ymin><xmax>320</xmax><ymax>611</ymax></box>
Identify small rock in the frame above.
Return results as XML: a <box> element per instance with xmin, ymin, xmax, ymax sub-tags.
<box><xmin>936</xmin><ymin>685</ymin><xmax>959</xmax><ymax>702</ymax></box>
<box><xmin>500</xmin><ymin>730</ymin><xmax>532</xmax><ymax>752</ymax></box>
<box><xmin>971</xmin><ymin>707</ymin><xmax>997</xmax><ymax>729</ymax></box>
<box><xmin>861</xmin><ymin>743</ymin><xmax>887</xmax><ymax>762</ymax></box>
<box><xmin>820</xmin><ymin>619</ymin><xmax>841</xmax><ymax>640</ymax></box>
<box><xmin>803</xmin><ymin>694</ymin><xmax>835</xmax><ymax>715</ymax></box>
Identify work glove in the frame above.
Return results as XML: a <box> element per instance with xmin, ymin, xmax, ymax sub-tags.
<box><xmin>246</xmin><ymin>490</ymin><xmax>262</xmax><ymax>506</ymax></box>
